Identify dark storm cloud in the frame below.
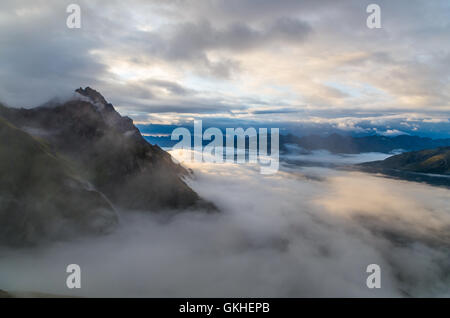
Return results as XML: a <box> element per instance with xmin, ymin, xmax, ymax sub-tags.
<box><xmin>95</xmin><ymin>79</ymin><xmax>197</xmax><ymax>103</ymax></box>
<box><xmin>0</xmin><ymin>0</ymin><xmax>312</xmax><ymax>107</ymax></box>
<box><xmin>114</xmin><ymin>95</ymin><xmax>249</xmax><ymax>114</ymax></box>
<box><xmin>251</xmin><ymin>107</ymin><xmax>302</xmax><ymax>115</ymax></box>
<box><xmin>134</xmin><ymin>16</ymin><xmax>311</xmax><ymax>78</ymax></box>
<box><xmin>119</xmin><ymin>101</ymin><xmax>245</xmax><ymax>115</ymax></box>
<box><xmin>153</xmin><ymin>17</ymin><xmax>311</xmax><ymax>59</ymax></box>
<box><xmin>0</xmin><ymin>1</ymin><xmax>110</xmax><ymax>107</ymax></box>
<box><xmin>142</xmin><ymin>79</ymin><xmax>193</xmax><ymax>96</ymax></box>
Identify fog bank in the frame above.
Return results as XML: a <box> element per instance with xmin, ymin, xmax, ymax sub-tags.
<box><xmin>0</xmin><ymin>152</ymin><xmax>449</xmax><ymax>297</ymax></box>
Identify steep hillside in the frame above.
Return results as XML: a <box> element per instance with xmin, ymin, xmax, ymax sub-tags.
<box><xmin>360</xmin><ymin>147</ymin><xmax>450</xmax><ymax>175</ymax></box>
<box><xmin>0</xmin><ymin>117</ymin><xmax>118</xmax><ymax>246</ymax></box>
<box><xmin>0</xmin><ymin>87</ymin><xmax>209</xmax><ymax>211</ymax></box>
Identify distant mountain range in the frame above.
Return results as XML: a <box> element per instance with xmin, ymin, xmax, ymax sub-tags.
<box><xmin>0</xmin><ymin>87</ymin><xmax>213</xmax><ymax>246</ymax></box>
<box><xmin>142</xmin><ymin>130</ymin><xmax>450</xmax><ymax>155</ymax></box>
<box><xmin>281</xmin><ymin>133</ymin><xmax>450</xmax><ymax>154</ymax></box>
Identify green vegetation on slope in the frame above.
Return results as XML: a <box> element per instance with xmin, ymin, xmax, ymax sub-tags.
<box><xmin>361</xmin><ymin>147</ymin><xmax>450</xmax><ymax>175</ymax></box>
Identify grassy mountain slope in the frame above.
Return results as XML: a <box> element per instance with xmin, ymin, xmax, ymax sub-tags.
<box><xmin>360</xmin><ymin>147</ymin><xmax>450</xmax><ymax>175</ymax></box>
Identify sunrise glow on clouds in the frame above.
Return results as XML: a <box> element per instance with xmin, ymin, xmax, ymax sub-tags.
<box><xmin>1</xmin><ymin>0</ymin><xmax>449</xmax><ymax>136</ymax></box>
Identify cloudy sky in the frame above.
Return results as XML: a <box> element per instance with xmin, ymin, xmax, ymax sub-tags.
<box><xmin>1</xmin><ymin>0</ymin><xmax>449</xmax><ymax>136</ymax></box>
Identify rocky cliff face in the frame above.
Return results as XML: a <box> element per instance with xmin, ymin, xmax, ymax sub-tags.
<box><xmin>0</xmin><ymin>87</ymin><xmax>213</xmax><ymax>246</ymax></box>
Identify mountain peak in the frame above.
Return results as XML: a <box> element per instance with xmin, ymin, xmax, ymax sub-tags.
<box><xmin>0</xmin><ymin>89</ymin><xmax>213</xmax><ymax>225</ymax></box>
<box><xmin>73</xmin><ymin>86</ymin><xmax>132</xmax><ymax>130</ymax></box>
<box><xmin>75</xmin><ymin>87</ymin><xmax>108</xmax><ymax>109</ymax></box>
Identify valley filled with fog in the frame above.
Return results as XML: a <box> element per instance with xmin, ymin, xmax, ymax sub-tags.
<box><xmin>0</xmin><ymin>150</ymin><xmax>449</xmax><ymax>297</ymax></box>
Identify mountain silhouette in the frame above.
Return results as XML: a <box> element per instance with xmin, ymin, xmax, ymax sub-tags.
<box><xmin>0</xmin><ymin>87</ymin><xmax>214</xmax><ymax>246</ymax></box>
<box><xmin>361</xmin><ymin>147</ymin><xmax>450</xmax><ymax>175</ymax></box>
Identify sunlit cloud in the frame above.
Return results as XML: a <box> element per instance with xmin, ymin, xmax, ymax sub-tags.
<box><xmin>0</xmin><ymin>0</ymin><xmax>449</xmax><ymax>136</ymax></box>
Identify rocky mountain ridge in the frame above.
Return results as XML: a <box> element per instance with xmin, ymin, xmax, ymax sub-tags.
<box><xmin>0</xmin><ymin>87</ymin><xmax>213</xmax><ymax>246</ymax></box>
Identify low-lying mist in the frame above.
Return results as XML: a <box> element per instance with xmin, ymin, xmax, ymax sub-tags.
<box><xmin>0</xmin><ymin>151</ymin><xmax>449</xmax><ymax>297</ymax></box>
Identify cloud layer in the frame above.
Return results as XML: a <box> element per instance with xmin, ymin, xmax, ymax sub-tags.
<box><xmin>1</xmin><ymin>152</ymin><xmax>449</xmax><ymax>297</ymax></box>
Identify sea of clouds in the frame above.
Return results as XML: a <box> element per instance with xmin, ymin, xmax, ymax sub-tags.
<box><xmin>0</xmin><ymin>151</ymin><xmax>449</xmax><ymax>297</ymax></box>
